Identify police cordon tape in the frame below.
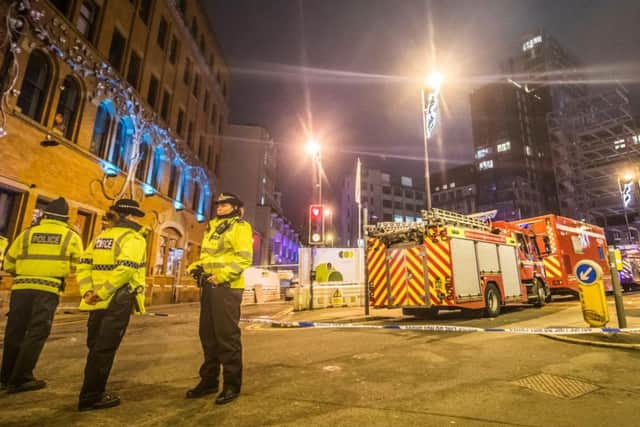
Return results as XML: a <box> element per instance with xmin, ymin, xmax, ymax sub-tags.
<box><xmin>240</xmin><ymin>318</ymin><xmax>640</xmax><ymax>335</ymax></box>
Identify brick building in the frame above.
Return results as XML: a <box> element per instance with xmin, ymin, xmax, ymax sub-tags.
<box><xmin>0</xmin><ymin>0</ymin><xmax>231</xmax><ymax>304</ymax></box>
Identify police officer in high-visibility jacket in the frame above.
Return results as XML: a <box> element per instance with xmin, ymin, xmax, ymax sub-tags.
<box><xmin>0</xmin><ymin>197</ymin><xmax>83</xmax><ymax>393</ymax></box>
<box><xmin>77</xmin><ymin>199</ymin><xmax>147</xmax><ymax>411</ymax></box>
<box><xmin>186</xmin><ymin>192</ymin><xmax>253</xmax><ymax>405</ymax></box>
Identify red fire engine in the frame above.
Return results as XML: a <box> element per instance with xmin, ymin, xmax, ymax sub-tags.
<box><xmin>510</xmin><ymin>215</ymin><xmax>611</xmax><ymax>295</ymax></box>
<box><xmin>366</xmin><ymin>209</ymin><xmax>549</xmax><ymax>317</ymax></box>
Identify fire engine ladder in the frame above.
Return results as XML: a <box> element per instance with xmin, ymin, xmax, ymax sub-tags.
<box><xmin>365</xmin><ymin>221</ymin><xmax>426</xmax><ymax>237</ymax></box>
<box><xmin>421</xmin><ymin>208</ymin><xmax>491</xmax><ymax>232</ymax></box>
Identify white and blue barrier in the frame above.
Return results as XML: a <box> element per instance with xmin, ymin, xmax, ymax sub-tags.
<box><xmin>240</xmin><ymin>317</ymin><xmax>640</xmax><ymax>335</ymax></box>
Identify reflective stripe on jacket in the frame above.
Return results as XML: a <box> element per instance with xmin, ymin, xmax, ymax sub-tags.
<box><xmin>77</xmin><ymin>224</ymin><xmax>147</xmax><ymax>311</ymax></box>
<box><xmin>188</xmin><ymin>216</ymin><xmax>253</xmax><ymax>289</ymax></box>
<box><xmin>3</xmin><ymin>219</ymin><xmax>84</xmax><ymax>295</ymax></box>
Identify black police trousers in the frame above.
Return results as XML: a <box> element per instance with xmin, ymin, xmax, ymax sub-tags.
<box><xmin>1</xmin><ymin>289</ymin><xmax>58</xmax><ymax>386</ymax></box>
<box><xmin>79</xmin><ymin>287</ymin><xmax>134</xmax><ymax>403</ymax></box>
<box><xmin>198</xmin><ymin>284</ymin><xmax>244</xmax><ymax>392</ymax></box>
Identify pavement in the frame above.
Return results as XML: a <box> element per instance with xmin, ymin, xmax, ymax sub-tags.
<box><xmin>268</xmin><ymin>292</ymin><xmax>640</xmax><ymax>349</ymax></box>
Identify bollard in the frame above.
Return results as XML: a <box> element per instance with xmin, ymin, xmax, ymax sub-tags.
<box><xmin>608</xmin><ymin>248</ymin><xmax>627</xmax><ymax>328</ymax></box>
<box><xmin>574</xmin><ymin>260</ymin><xmax>609</xmax><ymax>327</ymax></box>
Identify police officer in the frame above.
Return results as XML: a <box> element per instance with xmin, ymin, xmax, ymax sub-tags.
<box><xmin>77</xmin><ymin>199</ymin><xmax>147</xmax><ymax>411</ymax></box>
<box><xmin>0</xmin><ymin>197</ymin><xmax>83</xmax><ymax>392</ymax></box>
<box><xmin>186</xmin><ymin>192</ymin><xmax>253</xmax><ymax>405</ymax></box>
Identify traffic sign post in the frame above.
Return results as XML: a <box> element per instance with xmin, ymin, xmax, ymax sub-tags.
<box><xmin>574</xmin><ymin>260</ymin><xmax>609</xmax><ymax>327</ymax></box>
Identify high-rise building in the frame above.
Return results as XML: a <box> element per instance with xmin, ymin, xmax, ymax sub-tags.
<box><xmin>470</xmin><ymin>81</ymin><xmax>552</xmax><ymax>220</ymax></box>
<box><xmin>0</xmin><ymin>0</ymin><xmax>230</xmax><ymax>302</ymax></box>
<box><xmin>471</xmin><ymin>32</ymin><xmax>590</xmax><ymax>221</ymax></box>
<box><xmin>219</xmin><ymin>124</ymin><xmax>299</xmax><ymax>265</ymax></box>
<box><xmin>431</xmin><ymin>164</ymin><xmax>478</xmax><ymax>215</ymax></box>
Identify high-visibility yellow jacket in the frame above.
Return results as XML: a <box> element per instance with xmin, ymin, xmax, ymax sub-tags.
<box><xmin>3</xmin><ymin>219</ymin><xmax>84</xmax><ymax>295</ymax></box>
<box><xmin>188</xmin><ymin>216</ymin><xmax>253</xmax><ymax>289</ymax></box>
<box><xmin>77</xmin><ymin>221</ymin><xmax>147</xmax><ymax>312</ymax></box>
<box><xmin>0</xmin><ymin>236</ymin><xmax>8</xmax><ymax>265</ymax></box>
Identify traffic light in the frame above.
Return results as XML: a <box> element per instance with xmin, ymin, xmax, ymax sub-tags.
<box><xmin>308</xmin><ymin>204</ymin><xmax>324</xmax><ymax>245</ymax></box>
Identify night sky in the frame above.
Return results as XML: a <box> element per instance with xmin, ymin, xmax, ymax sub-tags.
<box><xmin>206</xmin><ymin>0</ymin><xmax>640</xmax><ymax>230</ymax></box>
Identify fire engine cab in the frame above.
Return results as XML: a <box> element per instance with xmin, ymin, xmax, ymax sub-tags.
<box><xmin>510</xmin><ymin>215</ymin><xmax>611</xmax><ymax>295</ymax></box>
<box><xmin>366</xmin><ymin>209</ymin><xmax>549</xmax><ymax>318</ymax></box>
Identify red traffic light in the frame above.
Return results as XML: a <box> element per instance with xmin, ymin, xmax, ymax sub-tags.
<box><xmin>308</xmin><ymin>204</ymin><xmax>325</xmax><ymax>245</ymax></box>
<box><xmin>311</xmin><ymin>207</ymin><xmax>321</xmax><ymax>217</ymax></box>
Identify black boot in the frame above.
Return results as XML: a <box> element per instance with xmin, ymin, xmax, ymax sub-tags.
<box><xmin>186</xmin><ymin>380</ymin><xmax>218</xmax><ymax>399</ymax></box>
<box><xmin>215</xmin><ymin>388</ymin><xmax>240</xmax><ymax>405</ymax></box>
<box><xmin>78</xmin><ymin>393</ymin><xmax>121</xmax><ymax>411</ymax></box>
<box><xmin>6</xmin><ymin>379</ymin><xmax>47</xmax><ymax>394</ymax></box>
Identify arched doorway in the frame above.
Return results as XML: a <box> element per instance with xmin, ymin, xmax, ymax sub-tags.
<box><xmin>154</xmin><ymin>226</ymin><xmax>183</xmax><ymax>276</ymax></box>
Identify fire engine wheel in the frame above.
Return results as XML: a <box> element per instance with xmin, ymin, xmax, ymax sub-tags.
<box><xmin>534</xmin><ymin>279</ymin><xmax>547</xmax><ymax>307</ymax></box>
<box><xmin>484</xmin><ymin>283</ymin><xmax>501</xmax><ymax>318</ymax></box>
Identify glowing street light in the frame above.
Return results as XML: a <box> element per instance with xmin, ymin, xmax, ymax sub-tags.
<box><xmin>305</xmin><ymin>138</ymin><xmax>321</xmax><ymax>157</ymax></box>
<box><xmin>425</xmin><ymin>71</ymin><xmax>443</xmax><ymax>94</ymax></box>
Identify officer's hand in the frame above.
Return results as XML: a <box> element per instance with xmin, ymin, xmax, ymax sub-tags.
<box><xmin>83</xmin><ymin>291</ymin><xmax>96</xmax><ymax>305</ymax></box>
<box><xmin>206</xmin><ymin>275</ymin><xmax>220</xmax><ymax>286</ymax></box>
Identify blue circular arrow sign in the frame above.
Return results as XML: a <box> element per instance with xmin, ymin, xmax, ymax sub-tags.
<box><xmin>574</xmin><ymin>260</ymin><xmax>601</xmax><ymax>285</ymax></box>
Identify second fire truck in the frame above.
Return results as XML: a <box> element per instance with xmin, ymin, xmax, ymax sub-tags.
<box><xmin>366</xmin><ymin>209</ymin><xmax>549</xmax><ymax>317</ymax></box>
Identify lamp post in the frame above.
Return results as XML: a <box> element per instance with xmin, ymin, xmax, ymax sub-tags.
<box><xmin>421</xmin><ymin>71</ymin><xmax>443</xmax><ymax>210</ymax></box>
<box><xmin>305</xmin><ymin>138</ymin><xmax>322</xmax><ymax>309</ymax></box>
<box><xmin>617</xmin><ymin>171</ymin><xmax>635</xmax><ymax>243</ymax></box>
<box><xmin>305</xmin><ymin>138</ymin><xmax>322</xmax><ymax>207</ymax></box>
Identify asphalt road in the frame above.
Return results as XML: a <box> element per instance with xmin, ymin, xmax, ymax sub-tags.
<box><xmin>1</xmin><ymin>299</ymin><xmax>639</xmax><ymax>427</ymax></box>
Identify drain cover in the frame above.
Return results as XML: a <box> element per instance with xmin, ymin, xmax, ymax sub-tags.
<box><xmin>512</xmin><ymin>373</ymin><xmax>599</xmax><ymax>399</ymax></box>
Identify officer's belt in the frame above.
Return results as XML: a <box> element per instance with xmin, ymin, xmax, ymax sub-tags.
<box><xmin>89</xmin><ymin>261</ymin><xmax>146</xmax><ymax>271</ymax></box>
<box><xmin>14</xmin><ymin>277</ymin><xmax>62</xmax><ymax>289</ymax></box>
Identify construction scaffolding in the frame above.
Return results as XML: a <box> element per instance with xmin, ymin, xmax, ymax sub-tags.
<box><xmin>547</xmin><ymin>86</ymin><xmax>640</xmax><ymax>233</ymax></box>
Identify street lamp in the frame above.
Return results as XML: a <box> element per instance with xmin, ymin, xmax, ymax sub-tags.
<box><xmin>617</xmin><ymin>170</ymin><xmax>636</xmax><ymax>243</ymax></box>
<box><xmin>306</xmin><ymin>138</ymin><xmax>322</xmax><ymax>206</ymax></box>
<box><xmin>421</xmin><ymin>71</ymin><xmax>443</xmax><ymax>210</ymax></box>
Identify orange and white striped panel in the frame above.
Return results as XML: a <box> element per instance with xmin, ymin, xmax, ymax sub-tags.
<box><xmin>424</xmin><ymin>238</ymin><xmax>454</xmax><ymax>306</ymax></box>
<box><xmin>387</xmin><ymin>248</ymin><xmax>407</xmax><ymax>307</ymax></box>
<box><xmin>367</xmin><ymin>238</ymin><xmax>388</xmax><ymax>307</ymax></box>
<box><xmin>543</xmin><ymin>255</ymin><xmax>562</xmax><ymax>278</ymax></box>
<box><xmin>404</xmin><ymin>246</ymin><xmax>427</xmax><ymax>306</ymax></box>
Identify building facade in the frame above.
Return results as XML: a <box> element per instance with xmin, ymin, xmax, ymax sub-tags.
<box><xmin>431</xmin><ymin>164</ymin><xmax>478</xmax><ymax>215</ymax></box>
<box><xmin>219</xmin><ymin>124</ymin><xmax>299</xmax><ymax>265</ymax></box>
<box><xmin>340</xmin><ymin>163</ymin><xmax>427</xmax><ymax>246</ymax></box>
<box><xmin>0</xmin><ymin>0</ymin><xmax>231</xmax><ymax>302</ymax></box>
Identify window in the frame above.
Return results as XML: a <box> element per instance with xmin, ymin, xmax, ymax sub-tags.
<box><xmin>150</xmin><ymin>147</ymin><xmax>164</xmax><ymax>189</ymax></box>
<box><xmin>76</xmin><ymin>1</ymin><xmax>99</xmax><ymax>42</ymax></box>
<box><xmin>381</xmin><ymin>173</ymin><xmax>390</xmax><ymax>183</ymax></box>
<box><xmin>382</xmin><ymin>199</ymin><xmax>392</xmax><ymax>208</ymax></box>
<box><xmin>91</xmin><ymin>100</ymin><xmax>116</xmax><ymax>158</ymax></box>
<box><xmin>393</xmin><ymin>188</ymin><xmax>402</xmax><ymax>196</ymax></box>
<box><xmin>415</xmin><ymin>192</ymin><xmax>423</xmax><ymax>200</ymax></box>
<box><xmin>192</xmin><ymin>182</ymin><xmax>201</xmax><ymax>211</ymax></box>
<box><xmin>108</xmin><ymin>29</ymin><xmax>126</xmax><ymax>72</ymax></box>
<box><xmin>475</xmin><ymin>147</ymin><xmax>491</xmax><ymax>159</ymax></box>
<box><xmin>136</xmin><ymin>134</ymin><xmax>152</xmax><ymax>182</ymax></box>
<box><xmin>394</xmin><ymin>201</ymin><xmax>402</xmax><ymax>209</ymax></box>
<box><xmin>393</xmin><ymin>215</ymin><xmax>403</xmax><ymax>223</ymax></box>
<box><xmin>168</xmin><ymin>162</ymin><xmax>182</xmax><ymax>199</ymax></box>
<box><xmin>382</xmin><ymin>186</ymin><xmax>391</xmax><ymax>195</ymax></box>
<box><xmin>203</xmin><ymin>90</ymin><xmax>210</xmax><ymax>113</ymax></box>
<box><xmin>126</xmin><ymin>51</ymin><xmax>142</xmax><ymax>89</ymax></box>
<box><xmin>112</xmin><ymin>117</ymin><xmax>134</xmax><ymax>171</ymax></box>
<box><xmin>157</xmin><ymin>17</ymin><xmax>168</xmax><ymax>49</ymax></box>
<box><xmin>147</xmin><ymin>75</ymin><xmax>159</xmax><ymax>108</ymax></box>
<box><xmin>497</xmin><ymin>141</ymin><xmax>511</xmax><ymax>152</ymax></box>
<box><xmin>405</xmin><ymin>203</ymin><xmax>414</xmax><ymax>211</ymax></box>
<box><xmin>199</xmin><ymin>136</ymin><xmax>206</xmax><ymax>159</ymax></box>
<box><xmin>187</xmin><ymin>121</ymin><xmax>194</xmax><ymax>148</ymax></box>
<box><xmin>160</xmin><ymin>90</ymin><xmax>171</xmax><ymax>122</ymax></box>
<box><xmin>192</xmin><ymin>73</ymin><xmax>199</xmax><ymax>98</ymax></box>
<box><xmin>479</xmin><ymin>160</ymin><xmax>494</xmax><ymax>170</ymax></box>
<box><xmin>17</xmin><ymin>51</ymin><xmax>51</xmax><ymax>123</ymax></box>
<box><xmin>169</xmin><ymin>36</ymin><xmax>179</xmax><ymax>64</ymax></box>
<box><xmin>138</xmin><ymin>0</ymin><xmax>152</xmax><ymax>25</ymax></box>
<box><xmin>54</xmin><ymin>76</ymin><xmax>81</xmax><ymax>140</ymax></box>
<box><xmin>176</xmin><ymin>109</ymin><xmax>185</xmax><ymax>136</ymax></box>
<box><xmin>401</xmin><ymin>176</ymin><xmax>413</xmax><ymax>187</ymax></box>
<box><xmin>383</xmin><ymin>213</ymin><xmax>392</xmax><ymax>221</ymax></box>
<box><xmin>0</xmin><ymin>188</ymin><xmax>21</xmax><ymax>238</ymax></box>
<box><xmin>184</xmin><ymin>57</ymin><xmax>192</xmax><ymax>85</ymax></box>
<box><xmin>176</xmin><ymin>0</ymin><xmax>186</xmax><ymax>17</ymax></box>
<box><xmin>50</xmin><ymin>0</ymin><xmax>72</xmax><ymax>16</ymax></box>
<box><xmin>525</xmin><ymin>145</ymin><xmax>533</xmax><ymax>156</ymax></box>
<box><xmin>190</xmin><ymin>17</ymin><xmax>198</xmax><ymax>39</ymax></box>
